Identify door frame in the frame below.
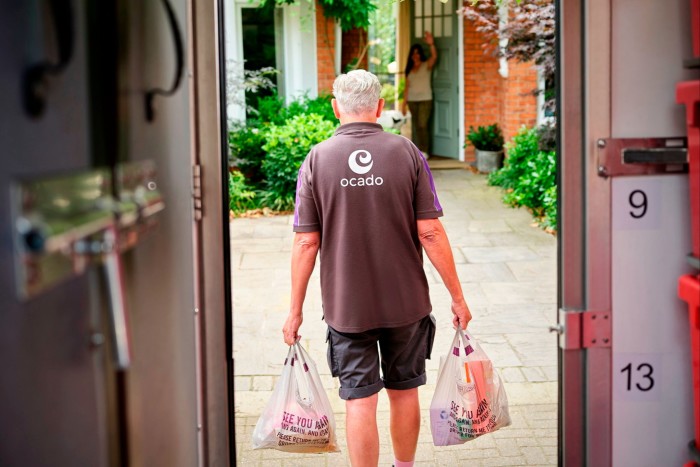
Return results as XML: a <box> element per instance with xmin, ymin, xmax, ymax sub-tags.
<box><xmin>406</xmin><ymin>0</ymin><xmax>464</xmax><ymax>160</ymax></box>
<box><xmin>189</xmin><ymin>0</ymin><xmax>235</xmax><ymax>464</ymax></box>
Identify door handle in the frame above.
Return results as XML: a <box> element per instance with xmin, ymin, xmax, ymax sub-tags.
<box><xmin>13</xmin><ymin>162</ymin><xmax>164</xmax><ymax>370</ymax></box>
<box><xmin>144</xmin><ymin>0</ymin><xmax>185</xmax><ymax>122</ymax></box>
<box><xmin>23</xmin><ymin>0</ymin><xmax>75</xmax><ymax>118</ymax></box>
<box><xmin>102</xmin><ymin>226</ymin><xmax>132</xmax><ymax>369</ymax></box>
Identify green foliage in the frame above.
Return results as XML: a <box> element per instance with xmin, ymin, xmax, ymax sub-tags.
<box><xmin>487</xmin><ymin>126</ymin><xmax>538</xmax><ymax>189</ymax></box>
<box><xmin>228</xmin><ymin>125</ymin><xmax>267</xmax><ymax>185</ymax></box>
<box><xmin>318</xmin><ymin>0</ymin><xmax>376</xmax><ymax>31</ymax></box>
<box><xmin>368</xmin><ymin>2</ymin><xmax>396</xmax><ymax>73</ymax></box>
<box><xmin>466</xmin><ymin>123</ymin><xmax>505</xmax><ymax>151</ymax></box>
<box><xmin>380</xmin><ymin>83</ymin><xmax>397</xmax><ymax>105</ymax></box>
<box><xmin>228</xmin><ymin>171</ymin><xmax>260</xmax><ymax>214</ymax></box>
<box><xmin>228</xmin><ymin>91</ymin><xmax>338</xmax><ymax>213</ymax></box>
<box><xmin>488</xmin><ymin>126</ymin><xmax>557</xmax><ymax>231</ymax></box>
<box><xmin>261</xmin><ymin>0</ymin><xmax>375</xmax><ymax>31</ymax></box>
<box><xmin>297</xmin><ymin>94</ymin><xmax>336</xmax><ymax>123</ymax></box>
<box><xmin>253</xmin><ymin>91</ymin><xmax>336</xmax><ymax>126</ymax></box>
<box><xmin>261</xmin><ymin>114</ymin><xmax>336</xmax><ymax>210</ymax></box>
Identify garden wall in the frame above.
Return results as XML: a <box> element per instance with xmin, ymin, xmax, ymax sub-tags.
<box><xmin>462</xmin><ymin>18</ymin><xmax>538</xmax><ymax>160</ymax></box>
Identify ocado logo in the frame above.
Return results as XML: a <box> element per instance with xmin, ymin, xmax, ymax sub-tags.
<box><xmin>341</xmin><ymin>149</ymin><xmax>384</xmax><ymax>187</ymax></box>
<box><xmin>348</xmin><ymin>150</ymin><xmax>373</xmax><ymax>174</ymax></box>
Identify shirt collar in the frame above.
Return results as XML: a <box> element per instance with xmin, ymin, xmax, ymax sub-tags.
<box><xmin>334</xmin><ymin>122</ymin><xmax>384</xmax><ymax>136</ymax></box>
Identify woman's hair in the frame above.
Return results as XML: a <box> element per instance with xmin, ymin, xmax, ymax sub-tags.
<box><xmin>332</xmin><ymin>69</ymin><xmax>382</xmax><ymax>116</ymax></box>
<box><xmin>404</xmin><ymin>44</ymin><xmax>427</xmax><ymax>77</ymax></box>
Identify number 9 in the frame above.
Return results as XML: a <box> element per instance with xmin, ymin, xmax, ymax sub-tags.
<box><xmin>629</xmin><ymin>190</ymin><xmax>647</xmax><ymax>219</ymax></box>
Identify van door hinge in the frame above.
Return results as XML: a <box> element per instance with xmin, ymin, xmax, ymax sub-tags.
<box><xmin>551</xmin><ymin>309</ymin><xmax>611</xmax><ymax>350</ymax></box>
<box><xmin>192</xmin><ymin>164</ymin><xmax>203</xmax><ymax>221</ymax></box>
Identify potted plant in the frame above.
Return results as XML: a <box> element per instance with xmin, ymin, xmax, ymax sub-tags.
<box><xmin>466</xmin><ymin>124</ymin><xmax>505</xmax><ymax>173</ymax></box>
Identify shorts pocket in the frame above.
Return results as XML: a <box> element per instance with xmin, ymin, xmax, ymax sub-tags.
<box><xmin>326</xmin><ymin>328</ymin><xmax>340</xmax><ymax>377</ymax></box>
<box><xmin>425</xmin><ymin>313</ymin><xmax>436</xmax><ymax>360</ymax></box>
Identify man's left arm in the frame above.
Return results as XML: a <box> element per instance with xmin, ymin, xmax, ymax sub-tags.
<box><xmin>283</xmin><ymin>231</ymin><xmax>321</xmax><ymax>345</ymax></box>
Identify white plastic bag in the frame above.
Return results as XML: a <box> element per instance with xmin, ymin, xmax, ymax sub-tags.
<box><xmin>430</xmin><ymin>329</ymin><xmax>511</xmax><ymax>446</ymax></box>
<box><xmin>252</xmin><ymin>341</ymin><xmax>340</xmax><ymax>453</ymax></box>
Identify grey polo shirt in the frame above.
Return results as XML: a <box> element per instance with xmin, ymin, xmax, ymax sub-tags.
<box><xmin>293</xmin><ymin>122</ymin><xmax>443</xmax><ymax>333</ymax></box>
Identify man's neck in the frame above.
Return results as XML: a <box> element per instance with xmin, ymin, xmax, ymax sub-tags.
<box><xmin>338</xmin><ymin>115</ymin><xmax>378</xmax><ymax>125</ymax></box>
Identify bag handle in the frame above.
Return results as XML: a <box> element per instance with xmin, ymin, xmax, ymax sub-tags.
<box><xmin>452</xmin><ymin>328</ymin><xmax>474</xmax><ymax>357</ymax></box>
<box><xmin>291</xmin><ymin>342</ymin><xmax>315</xmax><ymax>406</ymax></box>
<box><xmin>293</xmin><ymin>342</ymin><xmax>311</xmax><ymax>373</ymax></box>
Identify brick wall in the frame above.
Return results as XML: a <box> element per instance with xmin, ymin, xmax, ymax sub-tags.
<box><xmin>315</xmin><ymin>2</ymin><xmax>336</xmax><ymax>95</ymax></box>
<box><xmin>503</xmin><ymin>61</ymin><xmax>538</xmax><ymax>143</ymax></box>
<box><xmin>463</xmin><ymin>18</ymin><xmax>503</xmax><ymax>160</ymax></box>
<box><xmin>341</xmin><ymin>28</ymin><xmax>368</xmax><ymax>72</ymax></box>
<box><xmin>462</xmin><ymin>17</ymin><xmax>538</xmax><ymax>160</ymax></box>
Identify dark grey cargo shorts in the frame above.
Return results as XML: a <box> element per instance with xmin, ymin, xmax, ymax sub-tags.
<box><xmin>326</xmin><ymin>314</ymin><xmax>436</xmax><ymax>400</ymax></box>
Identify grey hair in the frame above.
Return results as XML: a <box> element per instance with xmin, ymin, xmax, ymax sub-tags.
<box><xmin>332</xmin><ymin>70</ymin><xmax>382</xmax><ymax>115</ymax></box>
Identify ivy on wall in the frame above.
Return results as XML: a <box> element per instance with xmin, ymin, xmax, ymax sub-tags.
<box><xmin>261</xmin><ymin>0</ymin><xmax>376</xmax><ymax>30</ymax></box>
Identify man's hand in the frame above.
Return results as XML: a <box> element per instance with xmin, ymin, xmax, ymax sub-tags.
<box><xmin>283</xmin><ymin>312</ymin><xmax>303</xmax><ymax>345</ymax></box>
<box><xmin>451</xmin><ymin>297</ymin><xmax>472</xmax><ymax>330</ymax></box>
<box><xmin>424</xmin><ymin>30</ymin><xmax>434</xmax><ymax>45</ymax></box>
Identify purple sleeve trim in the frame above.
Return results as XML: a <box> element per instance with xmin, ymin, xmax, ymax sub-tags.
<box><xmin>465</xmin><ymin>345</ymin><xmax>474</xmax><ymax>356</ymax></box>
<box><xmin>453</xmin><ymin>347</ymin><xmax>460</xmax><ymax>356</ymax></box>
<box><xmin>420</xmin><ymin>154</ymin><xmax>442</xmax><ymax>212</ymax></box>
<box><xmin>292</xmin><ymin>163</ymin><xmax>305</xmax><ymax>227</ymax></box>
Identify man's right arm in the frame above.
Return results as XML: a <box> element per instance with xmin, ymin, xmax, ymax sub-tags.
<box><xmin>283</xmin><ymin>231</ymin><xmax>321</xmax><ymax>345</ymax></box>
<box><xmin>417</xmin><ymin>218</ymin><xmax>472</xmax><ymax>329</ymax></box>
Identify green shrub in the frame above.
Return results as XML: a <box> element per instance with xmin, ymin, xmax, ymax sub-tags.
<box><xmin>488</xmin><ymin>127</ymin><xmax>539</xmax><ymax>189</ymax></box>
<box><xmin>228</xmin><ymin>170</ymin><xmax>259</xmax><ymax>214</ymax></box>
<box><xmin>254</xmin><ymin>92</ymin><xmax>286</xmax><ymax>125</ymax></box>
<box><xmin>299</xmin><ymin>94</ymin><xmax>336</xmax><ymax>123</ymax></box>
<box><xmin>253</xmin><ymin>91</ymin><xmax>336</xmax><ymax>126</ymax></box>
<box><xmin>380</xmin><ymin>83</ymin><xmax>396</xmax><ymax>106</ymax></box>
<box><xmin>488</xmin><ymin>125</ymin><xmax>557</xmax><ymax>231</ymax></box>
<box><xmin>228</xmin><ymin>125</ymin><xmax>267</xmax><ymax>185</ymax></box>
<box><xmin>466</xmin><ymin>123</ymin><xmax>505</xmax><ymax>151</ymax></box>
<box><xmin>261</xmin><ymin>114</ymin><xmax>336</xmax><ymax>210</ymax></box>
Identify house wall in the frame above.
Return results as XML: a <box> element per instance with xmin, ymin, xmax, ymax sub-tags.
<box><xmin>316</xmin><ymin>3</ymin><xmax>337</xmax><ymax>95</ymax></box>
<box><xmin>341</xmin><ymin>28</ymin><xmax>369</xmax><ymax>73</ymax></box>
<box><xmin>462</xmin><ymin>18</ymin><xmax>538</xmax><ymax>160</ymax></box>
<box><xmin>314</xmin><ymin>3</ymin><xmax>369</xmax><ymax>95</ymax></box>
<box><xmin>503</xmin><ymin>61</ymin><xmax>539</xmax><ymax>142</ymax></box>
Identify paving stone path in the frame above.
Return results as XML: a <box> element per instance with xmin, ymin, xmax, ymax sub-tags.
<box><xmin>231</xmin><ymin>169</ymin><xmax>558</xmax><ymax>466</ymax></box>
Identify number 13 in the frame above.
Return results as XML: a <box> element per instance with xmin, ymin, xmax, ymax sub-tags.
<box><xmin>621</xmin><ymin>362</ymin><xmax>655</xmax><ymax>392</ymax></box>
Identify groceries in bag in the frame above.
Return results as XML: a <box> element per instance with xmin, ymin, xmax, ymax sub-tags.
<box><xmin>252</xmin><ymin>341</ymin><xmax>339</xmax><ymax>453</ymax></box>
<box><xmin>430</xmin><ymin>329</ymin><xmax>511</xmax><ymax>445</ymax></box>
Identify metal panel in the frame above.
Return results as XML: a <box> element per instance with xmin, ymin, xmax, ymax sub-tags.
<box><xmin>585</xmin><ymin>0</ymin><xmax>613</xmax><ymax>465</ymax></box>
<box><xmin>119</xmin><ymin>1</ymin><xmax>199</xmax><ymax>465</ymax></box>
<box><xmin>558</xmin><ymin>0</ymin><xmax>586</xmax><ymax>464</ymax></box>
<box><xmin>189</xmin><ymin>0</ymin><xmax>233</xmax><ymax>464</ymax></box>
<box><xmin>611</xmin><ymin>0</ymin><xmax>698</xmax><ymax>138</ymax></box>
<box><xmin>611</xmin><ymin>174</ymin><xmax>694</xmax><ymax>465</ymax></box>
<box><xmin>0</xmin><ymin>3</ymin><xmax>109</xmax><ymax>466</ymax></box>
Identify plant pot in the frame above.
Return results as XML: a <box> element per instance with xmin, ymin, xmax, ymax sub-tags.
<box><xmin>475</xmin><ymin>149</ymin><xmax>504</xmax><ymax>173</ymax></box>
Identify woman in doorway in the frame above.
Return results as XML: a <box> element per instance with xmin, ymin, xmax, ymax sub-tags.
<box><xmin>402</xmin><ymin>31</ymin><xmax>437</xmax><ymax>158</ymax></box>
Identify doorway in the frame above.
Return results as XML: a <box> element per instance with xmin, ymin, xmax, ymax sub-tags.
<box><xmin>223</xmin><ymin>1</ymin><xmax>559</xmax><ymax>464</ymax></box>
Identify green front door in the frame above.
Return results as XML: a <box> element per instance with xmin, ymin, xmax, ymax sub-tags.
<box><xmin>411</xmin><ymin>0</ymin><xmax>460</xmax><ymax>158</ymax></box>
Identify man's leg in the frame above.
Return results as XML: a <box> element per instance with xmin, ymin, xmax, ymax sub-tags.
<box><xmin>386</xmin><ymin>388</ymin><xmax>420</xmax><ymax>463</ymax></box>
<box><xmin>346</xmin><ymin>393</ymin><xmax>379</xmax><ymax>467</ymax></box>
